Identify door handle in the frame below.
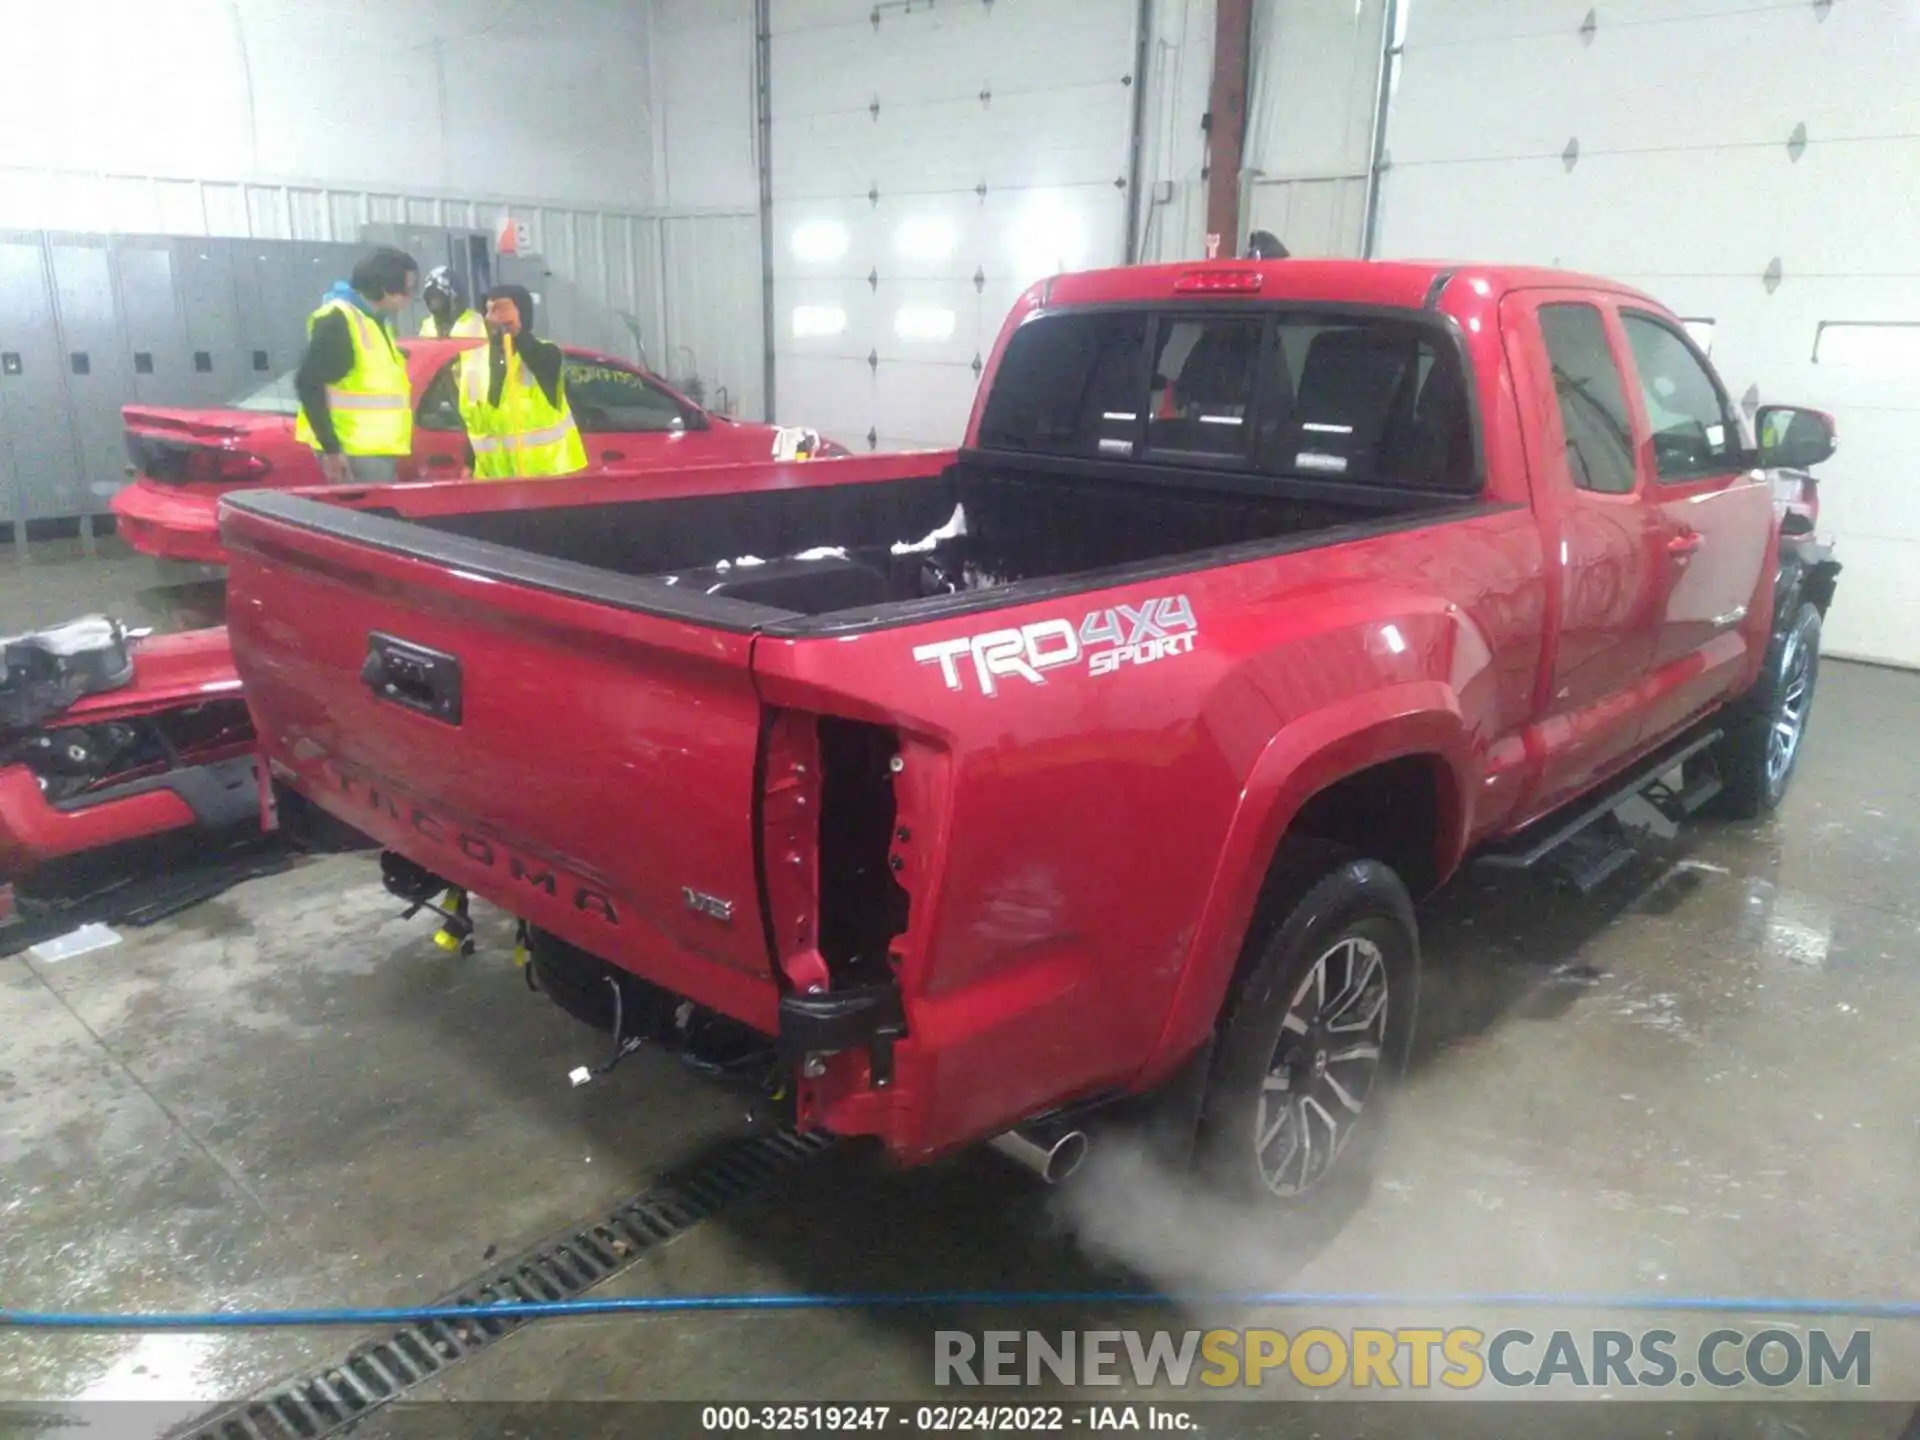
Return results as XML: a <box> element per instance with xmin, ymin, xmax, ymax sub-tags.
<box><xmin>362</xmin><ymin>633</ymin><xmax>462</xmax><ymax>724</ymax></box>
<box><xmin>1667</xmin><ymin>530</ymin><xmax>1703</xmax><ymax>557</ymax></box>
<box><xmin>600</xmin><ymin>450</ymin><xmax>627</xmax><ymax>463</ymax></box>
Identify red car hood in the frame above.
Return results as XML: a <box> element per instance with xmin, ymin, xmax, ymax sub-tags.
<box><xmin>64</xmin><ymin>627</ymin><xmax>243</xmax><ymax>721</ymax></box>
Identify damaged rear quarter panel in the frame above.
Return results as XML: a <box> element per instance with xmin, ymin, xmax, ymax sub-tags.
<box><xmin>749</xmin><ymin>503</ymin><xmax>1543</xmax><ymax>1156</ymax></box>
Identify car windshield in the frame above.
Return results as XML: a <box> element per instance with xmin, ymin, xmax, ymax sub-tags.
<box><xmin>226</xmin><ymin>340</ymin><xmax>427</xmax><ymax>416</ymax></box>
<box><xmin>227</xmin><ymin>369</ymin><xmax>301</xmax><ymax>416</ymax></box>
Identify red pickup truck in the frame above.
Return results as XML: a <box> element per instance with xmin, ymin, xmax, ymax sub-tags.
<box><xmin>222</xmin><ymin>259</ymin><xmax>1840</xmax><ymax>1208</ymax></box>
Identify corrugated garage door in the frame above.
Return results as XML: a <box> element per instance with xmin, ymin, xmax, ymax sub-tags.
<box><xmin>769</xmin><ymin>0</ymin><xmax>1139</xmax><ymax>452</ymax></box>
<box><xmin>1375</xmin><ymin>0</ymin><xmax>1920</xmax><ymax>668</ymax></box>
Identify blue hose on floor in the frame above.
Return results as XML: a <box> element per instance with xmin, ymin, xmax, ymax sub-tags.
<box><xmin>3</xmin><ymin>1291</ymin><xmax>1918</xmax><ymax>1331</ymax></box>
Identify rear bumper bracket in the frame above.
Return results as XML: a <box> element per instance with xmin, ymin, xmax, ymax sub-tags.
<box><xmin>776</xmin><ymin>982</ymin><xmax>906</xmax><ymax>1068</ymax></box>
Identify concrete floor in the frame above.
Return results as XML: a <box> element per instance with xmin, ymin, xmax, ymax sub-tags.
<box><xmin>1</xmin><ymin>545</ymin><xmax>1917</xmax><ymax>1438</ymax></box>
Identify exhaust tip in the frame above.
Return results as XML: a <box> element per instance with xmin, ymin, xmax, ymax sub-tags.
<box><xmin>989</xmin><ymin>1126</ymin><xmax>1089</xmax><ymax>1185</ymax></box>
<box><xmin>1045</xmin><ymin>1129</ymin><xmax>1089</xmax><ymax>1184</ymax></box>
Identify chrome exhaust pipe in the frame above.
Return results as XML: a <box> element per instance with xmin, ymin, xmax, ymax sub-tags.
<box><xmin>989</xmin><ymin>1124</ymin><xmax>1089</xmax><ymax>1185</ymax></box>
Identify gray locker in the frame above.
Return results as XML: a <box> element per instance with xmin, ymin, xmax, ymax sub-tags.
<box><xmin>228</xmin><ymin>244</ymin><xmax>279</xmax><ymax>389</ymax></box>
<box><xmin>243</xmin><ymin>243</ymin><xmax>359</xmax><ymax>375</ymax></box>
<box><xmin>171</xmin><ymin>238</ymin><xmax>243</xmax><ymax>405</ymax></box>
<box><xmin>0</xmin><ymin>227</ymin><xmax>531</xmax><ymax>529</ymax></box>
<box><xmin>47</xmin><ymin>233</ymin><xmax>135</xmax><ymax>514</ymax></box>
<box><xmin>0</xmin><ymin>233</ymin><xmax>85</xmax><ymax>525</ymax></box>
<box><xmin>112</xmin><ymin>236</ymin><xmax>190</xmax><ymax>407</ymax></box>
<box><xmin>236</xmin><ymin>243</ymin><xmax>294</xmax><ymax>382</ymax></box>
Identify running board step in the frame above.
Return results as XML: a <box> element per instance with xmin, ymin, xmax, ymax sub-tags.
<box><xmin>1475</xmin><ymin>727</ymin><xmax>1723</xmax><ymax>875</ymax></box>
<box><xmin>1548</xmin><ymin>828</ymin><xmax>1639</xmax><ymax>895</ymax></box>
<box><xmin>1646</xmin><ymin>767</ymin><xmax>1723</xmax><ymax>823</ymax></box>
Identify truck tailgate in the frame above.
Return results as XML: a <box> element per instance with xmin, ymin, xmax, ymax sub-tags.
<box><xmin>223</xmin><ymin>497</ymin><xmax>779</xmax><ymax>1029</ymax></box>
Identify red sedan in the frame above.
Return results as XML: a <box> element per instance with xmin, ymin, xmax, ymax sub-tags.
<box><xmin>112</xmin><ymin>337</ymin><xmax>844</xmax><ymax>567</ymax></box>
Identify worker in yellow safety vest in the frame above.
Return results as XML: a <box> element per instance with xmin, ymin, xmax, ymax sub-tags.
<box><xmin>455</xmin><ymin>284</ymin><xmax>588</xmax><ymax>479</ymax></box>
<box><xmin>293</xmin><ymin>246</ymin><xmax>418</xmax><ymax>483</ymax></box>
<box><xmin>427</xmin><ymin>283</ymin><xmax>587</xmax><ymax>955</ymax></box>
<box><xmin>419</xmin><ymin>265</ymin><xmax>486</xmax><ymax>339</ymax></box>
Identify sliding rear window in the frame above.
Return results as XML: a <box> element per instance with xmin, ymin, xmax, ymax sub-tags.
<box><xmin>977</xmin><ymin>307</ymin><xmax>1479</xmax><ymax>494</ymax></box>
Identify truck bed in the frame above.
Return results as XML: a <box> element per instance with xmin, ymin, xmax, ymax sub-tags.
<box><xmin>230</xmin><ymin>454</ymin><xmax>1472</xmax><ymax>635</ymax></box>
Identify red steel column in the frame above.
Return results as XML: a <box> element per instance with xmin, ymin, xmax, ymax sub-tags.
<box><xmin>1204</xmin><ymin>0</ymin><xmax>1254</xmax><ymax>258</ymax></box>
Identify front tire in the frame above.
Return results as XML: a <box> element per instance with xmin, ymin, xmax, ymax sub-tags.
<box><xmin>1194</xmin><ymin>846</ymin><xmax>1419</xmax><ymax>1208</ymax></box>
<box><xmin>1707</xmin><ymin>600</ymin><xmax>1821</xmax><ymax>819</ymax></box>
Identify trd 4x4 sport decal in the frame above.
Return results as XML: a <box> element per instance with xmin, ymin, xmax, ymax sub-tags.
<box><xmin>912</xmin><ymin>595</ymin><xmax>1198</xmax><ymax>697</ymax></box>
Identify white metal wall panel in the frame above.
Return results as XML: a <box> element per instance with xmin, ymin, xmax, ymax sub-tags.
<box><xmin>1133</xmin><ymin>0</ymin><xmax>1215</xmax><ymax>264</ymax></box>
<box><xmin>650</xmin><ymin>0</ymin><xmax>762</xmax><ymax>212</ymax></box>
<box><xmin>1376</xmin><ymin>0</ymin><xmax>1920</xmax><ymax>667</ymax></box>
<box><xmin>660</xmin><ymin>213</ymin><xmax>768</xmax><ymax>423</ymax></box>
<box><xmin>770</xmin><ymin>0</ymin><xmax>1140</xmax><ymax>449</ymax></box>
<box><xmin>1243</xmin><ymin>175</ymin><xmax>1371</xmax><ymax>260</ymax></box>
<box><xmin>1242</xmin><ymin>0</ymin><xmax>1386</xmax><ymax>258</ymax></box>
<box><xmin>1</xmin><ymin>1</ymin><xmax>657</xmax><ymax>212</ymax></box>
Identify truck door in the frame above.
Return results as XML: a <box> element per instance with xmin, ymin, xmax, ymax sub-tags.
<box><xmin>1613</xmin><ymin>311</ymin><xmax>1774</xmax><ymax>745</ymax></box>
<box><xmin>1501</xmin><ymin>292</ymin><xmax>1665</xmax><ymax>816</ymax></box>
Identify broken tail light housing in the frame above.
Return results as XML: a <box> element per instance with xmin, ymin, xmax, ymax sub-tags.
<box><xmin>183</xmin><ymin>448</ymin><xmax>272</xmax><ymax>486</ymax></box>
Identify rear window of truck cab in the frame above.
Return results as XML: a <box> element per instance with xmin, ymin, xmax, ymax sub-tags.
<box><xmin>976</xmin><ymin>306</ymin><xmax>1478</xmax><ymax>494</ymax></box>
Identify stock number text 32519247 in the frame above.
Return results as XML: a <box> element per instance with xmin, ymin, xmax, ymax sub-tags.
<box><xmin>701</xmin><ymin>1404</ymin><xmax>1073</xmax><ymax>1432</ymax></box>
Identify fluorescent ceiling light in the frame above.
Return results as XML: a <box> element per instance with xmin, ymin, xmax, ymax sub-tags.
<box><xmin>791</xmin><ymin>305</ymin><xmax>847</xmax><ymax>338</ymax></box>
<box><xmin>894</xmin><ymin>306</ymin><xmax>956</xmax><ymax>341</ymax></box>
<box><xmin>1815</xmin><ymin>321</ymin><xmax>1920</xmax><ymax>367</ymax></box>
<box><xmin>790</xmin><ymin>221</ymin><xmax>848</xmax><ymax>264</ymax></box>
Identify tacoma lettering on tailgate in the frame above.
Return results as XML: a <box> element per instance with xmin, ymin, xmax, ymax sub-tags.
<box><xmin>321</xmin><ymin>763</ymin><xmax>621</xmax><ymax>925</ymax></box>
<box><xmin>913</xmin><ymin>595</ymin><xmax>1197</xmax><ymax>697</ymax></box>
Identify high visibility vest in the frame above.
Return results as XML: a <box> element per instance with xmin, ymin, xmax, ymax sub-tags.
<box><xmin>293</xmin><ymin>300</ymin><xmax>411</xmax><ymax>456</ymax></box>
<box><xmin>457</xmin><ymin>343</ymin><xmax>588</xmax><ymax>480</ymax></box>
<box><xmin>421</xmin><ymin>310</ymin><xmax>487</xmax><ymax>339</ymax></box>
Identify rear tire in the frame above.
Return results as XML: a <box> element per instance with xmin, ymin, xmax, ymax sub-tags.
<box><xmin>1194</xmin><ymin>843</ymin><xmax>1419</xmax><ymax>1211</ymax></box>
<box><xmin>1706</xmin><ymin>600</ymin><xmax>1821</xmax><ymax>819</ymax></box>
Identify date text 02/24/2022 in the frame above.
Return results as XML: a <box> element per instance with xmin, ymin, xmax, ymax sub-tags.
<box><xmin>699</xmin><ymin>1403</ymin><xmax>1198</xmax><ymax>1431</ymax></box>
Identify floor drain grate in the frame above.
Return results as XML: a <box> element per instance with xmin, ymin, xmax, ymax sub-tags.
<box><xmin>173</xmin><ymin>1127</ymin><xmax>836</xmax><ymax>1440</ymax></box>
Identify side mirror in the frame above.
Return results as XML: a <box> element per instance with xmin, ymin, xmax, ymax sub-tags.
<box><xmin>1756</xmin><ymin>404</ymin><xmax>1836</xmax><ymax>470</ymax></box>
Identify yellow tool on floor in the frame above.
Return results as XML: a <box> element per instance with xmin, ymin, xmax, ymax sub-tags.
<box><xmin>432</xmin><ymin>887</ymin><xmax>475</xmax><ymax>957</ymax></box>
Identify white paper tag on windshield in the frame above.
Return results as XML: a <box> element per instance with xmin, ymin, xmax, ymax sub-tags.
<box><xmin>1706</xmin><ymin>423</ymin><xmax>1725</xmax><ymax>449</ymax></box>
